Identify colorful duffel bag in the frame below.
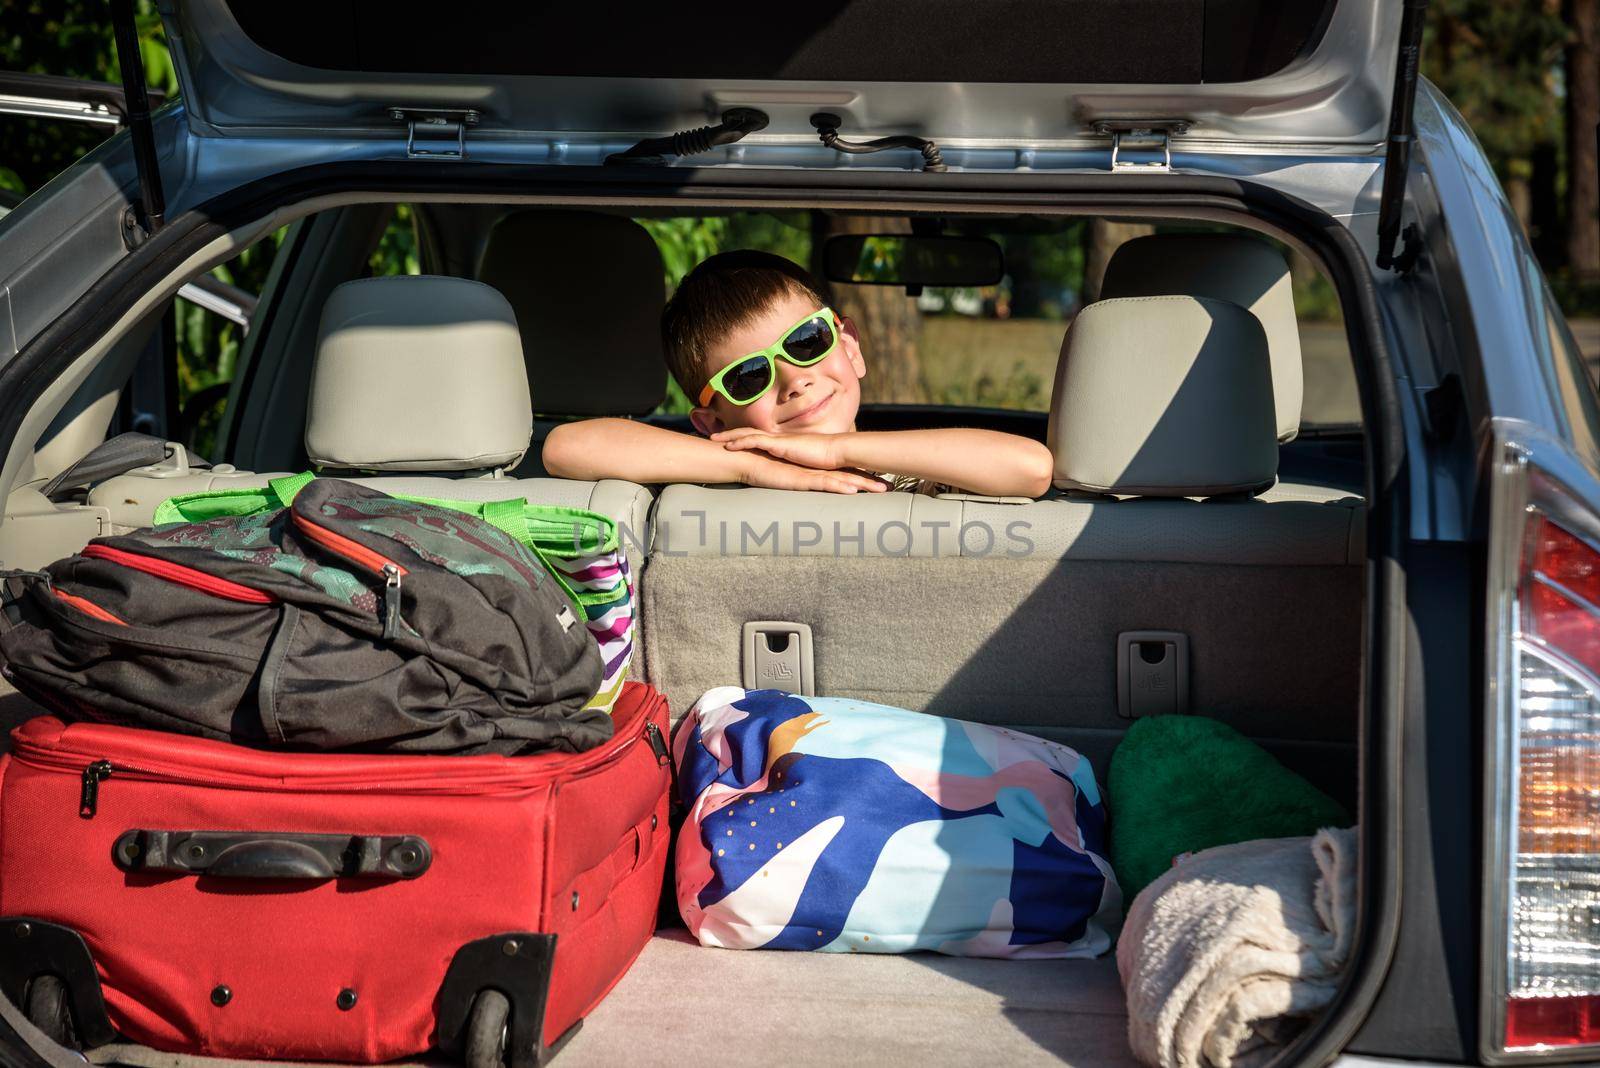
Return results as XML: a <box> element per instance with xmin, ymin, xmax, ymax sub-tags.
<box><xmin>673</xmin><ymin>687</ymin><xmax>1123</xmax><ymax>958</ymax></box>
<box><xmin>152</xmin><ymin>472</ymin><xmax>636</xmax><ymax>714</ymax></box>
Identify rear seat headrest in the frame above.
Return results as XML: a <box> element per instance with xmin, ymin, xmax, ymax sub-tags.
<box><xmin>1047</xmin><ymin>296</ymin><xmax>1278</xmax><ymax>498</ymax></box>
<box><xmin>478</xmin><ymin>211</ymin><xmax>667</xmax><ymax>417</ymax></box>
<box><xmin>1100</xmin><ymin>233</ymin><xmax>1303</xmax><ymax>442</ymax></box>
<box><xmin>305</xmin><ymin>276</ymin><xmax>532</xmax><ymax>473</ymax></box>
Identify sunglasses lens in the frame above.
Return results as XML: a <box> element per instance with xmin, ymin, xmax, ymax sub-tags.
<box><xmin>783</xmin><ymin>316</ymin><xmax>835</xmax><ymax>364</ymax></box>
<box><xmin>722</xmin><ymin>356</ymin><xmax>774</xmax><ymax>403</ymax></box>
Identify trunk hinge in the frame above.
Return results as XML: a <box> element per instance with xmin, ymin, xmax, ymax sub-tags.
<box><xmin>109</xmin><ymin>0</ymin><xmax>165</xmax><ymax>249</ymax></box>
<box><xmin>1091</xmin><ymin>121</ymin><xmax>1190</xmax><ymax>174</ymax></box>
<box><xmin>1375</xmin><ymin>0</ymin><xmax>1430</xmax><ymax>273</ymax></box>
<box><xmin>388</xmin><ymin>107</ymin><xmax>480</xmax><ymax>161</ymax></box>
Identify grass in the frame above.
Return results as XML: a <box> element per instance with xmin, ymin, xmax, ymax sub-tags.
<box><xmin>917</xmin><ymin>318</ymin><xmax>1066</xmax><ymax>410</ymax></box>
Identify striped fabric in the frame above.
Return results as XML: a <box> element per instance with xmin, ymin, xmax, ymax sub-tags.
<box><xmin>538</xmin><ymin>545</ymin><xmax>634</xmax><ymax>715</ymax></box>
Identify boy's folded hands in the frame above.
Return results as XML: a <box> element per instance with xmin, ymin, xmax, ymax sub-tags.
<box><xmin>717</xmin><ymin>429</ymin><xmax>888</xmax><ymax>495</ymax></box>
<box><xmin>712</xmin><ymin>428</ymin><xmax>846</xmax><ymax>470</ymax></box>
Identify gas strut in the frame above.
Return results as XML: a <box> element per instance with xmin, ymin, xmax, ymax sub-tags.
<box><xmin>109</xmin><ymin>0</ymin><xmax>165</xmax><ymax>243</ymax></box>
<box><xmin>605</xmin><ymin>108</ymin><xmax>769</xmax><ymax>166</ymax></box>
<box><xmin>810</xmin><ymin>113</ymin><xmax>947</xmax><ymax>173</ymax></box>
<box><xmin>1375</xmin><ymin>0</ymin><xmax>1430</xmax><ymax>272</ymax></box>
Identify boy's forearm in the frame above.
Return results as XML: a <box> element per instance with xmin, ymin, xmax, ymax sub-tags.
<box><xmin>543</xmin><ymin>419</ymin><xmax>753</xmax><ymax>484</ymax></box>
<box><xmin>836</xmin><ymin>429</ymin><xmax>1054</xmax><ymax>497</ymax></box>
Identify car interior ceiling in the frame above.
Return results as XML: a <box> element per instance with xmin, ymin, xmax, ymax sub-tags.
<box><xmin>0</xmin><ymin>196</ymin><xmax>1372</xmax><ymax>1066</ymax></box>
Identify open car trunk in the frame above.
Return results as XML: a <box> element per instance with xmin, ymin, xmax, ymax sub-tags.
<box><xmin>0</xmin><ymin>177</ymin><xmax>1376</xmax><ymax>1067</ymax></box>
<box><xmin>0</xmin><ymin>0</ymin><xmax>1402</xmax><ymax>1031</ymax></box>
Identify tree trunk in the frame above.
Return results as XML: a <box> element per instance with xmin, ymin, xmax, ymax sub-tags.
<box><xmin>1532</xmin><ymin>141</ymin><xmax>1563</xmax><ymax>266</ymax></box>
<box><xmin>1506</xmin><ymin>167</ymin><xmax>1534</xmax><ymax>239</ymax></box>
<box><xmin>1568</xmin><ymin>0</ymin><xmax>1600</xmax><ymax>281</ymax></box>
<box><xmin>1082</xmin><ymin>219</ymin><xmax>1156</xmax><ymax>305</ymax></box>
<box><xmin>812</xmin><ymin>215</ymin><xmax>926</xmax><ymax>405</ymax></box>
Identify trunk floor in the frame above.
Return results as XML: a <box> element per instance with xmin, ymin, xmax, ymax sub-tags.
<box><xmin>562</xmin><ymin>931</ymin><xmax>1136</xmax><ymax>1067</ymax></box>
<box><xmin>85</xmin><ymin>932</ymin><xmax>1135</xmax><ymax>1068</ymax></box>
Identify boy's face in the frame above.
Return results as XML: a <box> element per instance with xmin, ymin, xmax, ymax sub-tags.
<box><xmin>688</xmin><ymin>291</ymin><xmax>867</xmax><ymax>438</ymax></box>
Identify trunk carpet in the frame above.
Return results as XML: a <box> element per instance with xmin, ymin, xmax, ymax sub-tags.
<box><xmin>562</xmin><ymin>931</ymin><xmax>1135</xmax><ymax>1066</ymax></box>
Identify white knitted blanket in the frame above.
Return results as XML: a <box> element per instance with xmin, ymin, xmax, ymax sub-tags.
<box><xmin>1117</xmin><ymin>827</ymin><xmax>1357</xmax><ymax>1068</ymax></box>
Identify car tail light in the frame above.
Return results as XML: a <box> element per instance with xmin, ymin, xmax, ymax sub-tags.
<box><xmin>1488</xmin><ymin>456</ymin><xmax>1600</xmax><ymax>1058</ymax></box>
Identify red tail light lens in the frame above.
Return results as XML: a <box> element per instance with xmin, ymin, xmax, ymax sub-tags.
<box><xmin>1502</xmin><ymin>514</ymin><xmax>1600</xmax><ymax>1052</ymax></box>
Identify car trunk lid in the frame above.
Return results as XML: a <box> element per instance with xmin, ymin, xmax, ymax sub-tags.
<box><xmin>159</xmin><ymin>0</ymin><xmax>1401</xmax><ymax>160</ymax></box>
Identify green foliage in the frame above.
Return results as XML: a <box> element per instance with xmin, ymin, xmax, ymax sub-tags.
<box><xmin>176</xmin><ymin>226</ymin><xmax>289</xmax><ymax>457</ymax></box>
<box><xmin>369</xmin><ymin>204</ymin><xmax>421</xmax><ymax>277</ymax></box>
<box><xmin>1423</xmin><ymin>1</ymin><xmax>1568</xmax><ymax>178</ymax></box>
<box><xmin>995</xmin><ymin>227</ymin><xmax>1087</xmax><ymax>320</ymax></box>
<box><xmin>636</xmin><ymin>217</ymin><xmax>730</xmax><ymax>293</ymax></box>
<box><xmin>1291</xmin><ymin>271</ymin><xmax>1343</xmax><ymax>322</ymax></box>
<box><xmin>0</xmin><ymin>0</ymin><xmax>178</xmax><ymax>196</ymax></box>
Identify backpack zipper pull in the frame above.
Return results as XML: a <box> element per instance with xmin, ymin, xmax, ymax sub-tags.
<box><xmin>80</xmin><ymin>760</ymin><xmax>113</xmax><ymax>818</ymax></box>
<box><xmin>382</xmin><ymin>564</ymin><xmax>402</xmax><ymax>640</ymax></box>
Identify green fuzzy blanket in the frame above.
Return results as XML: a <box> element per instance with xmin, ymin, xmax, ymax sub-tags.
<box><xmin>1107</xmin><ymin>715</ymin><xmax>1352</xmax><ymax>902</ymax></box>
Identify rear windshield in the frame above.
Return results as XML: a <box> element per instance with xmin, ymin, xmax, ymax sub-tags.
<box><xmin>637</xmin><ymin>212</ymin><xmax>1360</xmax><ymax>430</ymax></box>
<box><xmin>226</xmin><ymin>0</ymin><xmax>1335</xmax><ymax>84</ymax></box>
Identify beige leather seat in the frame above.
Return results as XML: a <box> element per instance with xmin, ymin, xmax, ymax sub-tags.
<box><xmin>89</xmin><ymin>276</ymin><xmax>654</xmax><ymax>567</ymax></box>
<box><xmin>642</xmin><ymin>295</ymin><xmax>1363</xmax><ymax>787</ymax></box>
<box><xmin>477</xmin><ymin>211</ymin><xmax>669</xmax><ymax>478</ymax></box>
<box><xmin>1100</xmin><ymin>232</ymin><xmax>1305</xmax><ymax>444</ymax></box>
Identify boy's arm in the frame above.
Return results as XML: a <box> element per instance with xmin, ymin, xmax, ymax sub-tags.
<box><xmin>542</xmin><ymin>419</ymin><xmax>889</xmax><ymax>494</ymax></box>
<box><xmin>713</xmin><ymin>427</ymin><xmax>1055</xmax><ymax>498</ymax></box>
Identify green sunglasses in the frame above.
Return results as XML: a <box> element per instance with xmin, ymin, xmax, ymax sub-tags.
<box><xmin>697</xmin><ymin>307</ymin><xmax>842</xmax><ymax>407</ymax></box>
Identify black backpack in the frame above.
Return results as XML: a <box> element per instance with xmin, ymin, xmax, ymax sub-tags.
<box><xmin>0</xmin><ymin>479</ymin><xmax>608</xmax><ymax>754</ymax></box>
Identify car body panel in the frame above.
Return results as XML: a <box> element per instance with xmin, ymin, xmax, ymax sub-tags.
<box><xmin>163</xmin><ymin>0</ymin><xmax>1400</xmax><ymax>154</ymax></box>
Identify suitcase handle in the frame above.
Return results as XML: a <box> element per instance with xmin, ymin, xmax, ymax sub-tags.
<box><xmin>111</xmin><ymin>829</ymin><xmax>432</xmax><ymax>880</ymax></box>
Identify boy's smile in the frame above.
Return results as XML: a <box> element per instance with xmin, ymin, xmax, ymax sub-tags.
<box><xmin>690</xmin><ymin>292</ymin><xmax>866</xmax><ymax>438</ymax></box>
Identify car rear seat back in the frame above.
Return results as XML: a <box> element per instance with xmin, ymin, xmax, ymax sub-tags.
<box><xmin>642</xmin><ymin>295</ymin><xmax>1364</xmax><ymax>796</ymax></box>
<box><xmin>477</xmin><ymin>210</ymin><xmax>669</xmax><ymax>476</ymax></box>
<box><xmin>86</xmin><ymin>275</ymin><xmax>656</xmax><ymax>570</ymax></box>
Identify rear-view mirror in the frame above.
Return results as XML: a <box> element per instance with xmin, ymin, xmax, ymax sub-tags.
<box><xmin>823</xmin><ymin>234</ymin><xmax>1005</xmax><ymax>287</ymax></box>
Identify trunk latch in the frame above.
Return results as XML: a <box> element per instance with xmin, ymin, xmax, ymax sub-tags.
<box><xmin>1091</xmin><ymin>121</ymin><xmax>1189</xmax><ymax>174</ymax></box>
<box><xmin>388</xmin><ymin>107</ymin><xmax>480</xmax><ymax>161</ymax></box>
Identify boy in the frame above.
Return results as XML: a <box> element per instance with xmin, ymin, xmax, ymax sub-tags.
<box><xmin>542</xmin><ymin>251</ymin><xmax>1054</xmax><ymax>497</ymax></box>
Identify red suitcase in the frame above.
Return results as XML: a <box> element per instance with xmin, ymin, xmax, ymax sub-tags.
<box><xmin>0</xmin><ymin>681</ymin><xmax>672</xmax><ymax>1067</ymax></box>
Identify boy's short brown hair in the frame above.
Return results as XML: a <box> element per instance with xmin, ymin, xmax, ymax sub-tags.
<box><xmin>661</xmin><ymin>250</ymin><xmax>829</xmax><ymax>403</ymax></box>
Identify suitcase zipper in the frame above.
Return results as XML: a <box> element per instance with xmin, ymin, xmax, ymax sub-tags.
<box><xmin>79</xmin><ymin>759</ymin><xmax>113</xmax><ymax>818</ymax></box>
<box><xmin>291</xmin><ymin>515</ymin><xmax>407</xmax><ymax>638</ymax></box>
<box><xmin>80</xmin><ymin>545</ymin><xmax>274</xmax><ymax>604</ymax></box>
<box><xmin>645</xmin><ymin>721</ymin><xmax>679</xmax><ymax>808</ymax></box>
<box><xmin>18</xmin><ymin>692</ymin><xmax>668</xmax><ymax>809</ymax></box>
<box><xmin>645</xmin><ymin>721</ymin><xmax>669</xmax><ymax>766</ymax></box>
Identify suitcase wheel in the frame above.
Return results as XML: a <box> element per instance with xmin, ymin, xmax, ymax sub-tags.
<box><xmin>464</xmin><ymin>989</ymin><xmax>510</xmax><ymax>1068</ymax></box>
<box><xmin>23</xmin><ymin>975</ymin><xmax>78</xmax><ymax>1049</ymax></box>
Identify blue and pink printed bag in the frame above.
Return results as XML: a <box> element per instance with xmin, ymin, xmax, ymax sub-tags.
<box><xmin>673</xmin><ymin>687</ymin><xmax>1122</xmax><ymax>958</ymax></box>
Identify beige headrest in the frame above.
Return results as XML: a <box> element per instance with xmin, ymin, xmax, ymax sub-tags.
<box><xmin>478</xmin><ymin>211</ymin><xmax>667</xmax><ymax>416</ymax></box>
<box><xmin>1047</xmin><ymin>296</ymin><xmax>1278</xmax><ymax>497</ymax></box>
<box><xmin>1100</xmin><ymin>233</ymin><xmax>1303</xmax><ymax>441</ymax></box>
<box><xmin>305</xmin><ymin>276</ymin><xmax>532</xmax><ymax>473</ymax></box>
